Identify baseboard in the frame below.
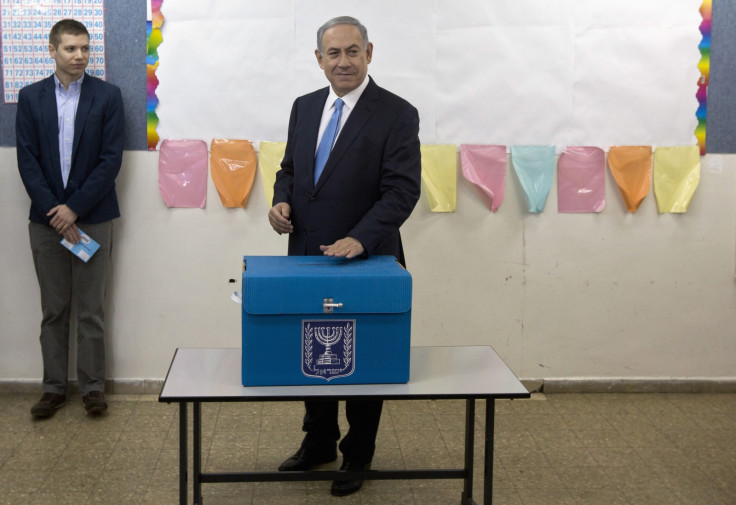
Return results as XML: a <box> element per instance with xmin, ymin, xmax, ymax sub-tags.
<box><xmin>522</xmin><ymin>378</ymin><xmax>736</xmax><ymax>394</ymax></box>
<box><xmin>0</xmin><ymin>379</ymin><xmax>164</xmax><ymax>395</ymax></box>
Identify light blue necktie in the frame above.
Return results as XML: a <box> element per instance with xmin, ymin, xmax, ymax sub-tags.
<box><xmin>314</xmin><ymin>98</ymin><xmax>344</xmax><ymax>185</ymax></box>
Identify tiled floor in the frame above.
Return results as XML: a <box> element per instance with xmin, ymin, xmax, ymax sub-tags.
<box><xmin>0</xmin><ymin>392</ymin><xmax>734</xmax><ymax>504</ymax></box>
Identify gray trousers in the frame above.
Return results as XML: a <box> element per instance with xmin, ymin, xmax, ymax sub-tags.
<box><xmin>29</xmin><ymin>221</ymin><xmax>113</xmax><ymax>396</ymax></box>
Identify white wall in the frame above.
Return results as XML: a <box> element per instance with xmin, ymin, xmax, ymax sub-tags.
<box><xmin>1</xmin><ymin>147</ymin><xmax>735</xmax><ymax>383</ymax></box>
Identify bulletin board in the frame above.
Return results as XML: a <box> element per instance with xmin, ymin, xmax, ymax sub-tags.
<box><xmin>0</xmin><ymin>0</ymin><xmax>147</xmax><ymax>149</ymax></box>
<box><xmin>0</xmin><ymin>0</ymin><xmax>734</xmax><ymax>153</ymax></box>
<box><xmin>708</xmin><ymin>0</ymin><xmax>736</xmax><ymax>153</ymax></box>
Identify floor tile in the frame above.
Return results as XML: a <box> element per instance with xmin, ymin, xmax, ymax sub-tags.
<box><xmin>0</xmin><ymin>392</ymin><xmax>734</xmax><ymax>505</ymax></box>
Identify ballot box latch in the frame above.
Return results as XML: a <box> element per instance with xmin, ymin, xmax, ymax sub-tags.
<box><xmin>323</xmin><ymin>298</ymin><xmax>343</xmax><ymax>313</ymax></box>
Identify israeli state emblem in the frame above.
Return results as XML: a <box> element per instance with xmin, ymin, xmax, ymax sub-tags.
<box><xmin>302</xmin><ymin>319</ymin><xmax>355</xmax><ymax>380</ymax></box>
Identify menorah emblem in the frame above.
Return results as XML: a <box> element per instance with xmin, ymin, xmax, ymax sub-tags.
<box><xmin>302</xmin><ymin>320</ymin><xmax>355</xmax><ymax>381</ymax></box>
<box><xmin>315</xmin><ymin>326</ymin><xmax>343</xmax><ymax>365</ymax></box>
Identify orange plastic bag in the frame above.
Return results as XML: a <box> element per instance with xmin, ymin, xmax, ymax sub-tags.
<box><xmin>608</xmin><ymin>146</ymin><xmax>652</xmax><ymax>213</ymax></box>
<box><xmin>210</xmin><ymin>139</ymin><xmax>257</xmax><ymax>208</ymax></box>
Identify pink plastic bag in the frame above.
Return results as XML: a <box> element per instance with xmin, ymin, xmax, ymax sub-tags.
<box><xmin>460</xmin><ymin>145</ymin><xmax>506</xmax><ymax>212</ymax></box>
<box><xmin>558</xmin><ymin>146</ymin><xmax>605</xmax><ymax>213</ymax></box>
<box><xmin>159</xmin><ymin>139</ymin><xmax>208</xmax><ymax>208</ymax></box>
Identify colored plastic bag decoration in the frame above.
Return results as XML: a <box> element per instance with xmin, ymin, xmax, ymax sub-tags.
<box><xmin>460</xmin><ymin>144</ymin><xmax>506</xmax><ymax>212</ymax></box>
<box><xmin>653</xmin><ymin>146</ymin><xmax>701</xmax><ymax>213</ymax></box>
<box><xmin>510</xmin><ymin>146</ymin><xmax>555</xmax><ymax>213</ymax></box>
<box><xmin>158</xmin><ymin>139</ymin><xmax>208</xmax><ymax>208</ymax></box>
<box><xmin>557</xmin><ymin>146</ymin><xmax>606</xmax><ymax>213</ymax></box>
<box><xmin>420</xmin><ymin>145</ymin><xmax>457</xmax><ymax>212</ymax></box>
<box><xmin>210</xmin><ymin>139</ymin><xmax>257</xmax><ymax>208</ymax></box>
<box><xmin>608</xmin><ymin>146</ymin><xmax>652</xmax><ymax>213</ymax></box>
<box><xmin>258</xmin><ymin>141</ymin><xmax>286</xmax><ymax>208</ymax></box>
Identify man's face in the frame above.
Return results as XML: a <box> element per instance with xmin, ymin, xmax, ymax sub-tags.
<box><xmin>49</xmin><ymin>33</ymin><xmax>90</xmax><ymax>84</ymax></box>
<box><xmin>315</xmin><ymin>24</ymin><xmax>372</xmax><ymax>97</ymax></box>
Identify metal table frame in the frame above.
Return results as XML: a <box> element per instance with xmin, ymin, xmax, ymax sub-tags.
<box><xmin>159</xmin><ymin>346</ymin><xmax>529</xmax><ymax>505</ymax></box>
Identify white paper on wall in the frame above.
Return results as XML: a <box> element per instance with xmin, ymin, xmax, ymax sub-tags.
<box><xmin>156</xmin><ymin>0</ymin><xmax>702</xmax><ymax>150</ymax></box>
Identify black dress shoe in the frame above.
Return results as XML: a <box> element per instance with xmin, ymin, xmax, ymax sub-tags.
<box><xmin>30</xmin><ymin>393</ymin><xmax>66</xmax><ymax>418</ymax></box>
<box><xmin>82</xmin><ymin>391</ymin><xmax>108</xmax><ymax>415</ymax></box>
<box><xmin>278</xmin><ymin>446</ymin><xmax>337</xmax><ymax>471</ymax></box>
<box><xmin>331</xmin><ymin>460</ymin><xmax>371</xmax><ymax>496</ymax></box>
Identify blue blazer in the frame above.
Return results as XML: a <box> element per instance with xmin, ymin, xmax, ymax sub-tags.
<box><xmin>273</xmin><ymin>78</ymin><xmax>421</xmax><ymax>265</ymax></box>
<box><xmin>16</xmin><ymin>74</ymin><xmax>124</xmax><ymax>225</ymax></box>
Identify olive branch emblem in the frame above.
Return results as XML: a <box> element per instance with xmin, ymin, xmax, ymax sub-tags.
<box><xmin>343</xmin><ymin>323</ymin><xmax>353</xmax><ymax>368</ymax></box>
<box><xmin>304</xmin><ymin>324</ymin><xmax>314</xmax><ymax>371</ymax></box>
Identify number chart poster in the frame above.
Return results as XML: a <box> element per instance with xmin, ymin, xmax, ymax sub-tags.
<box><xmin>1</xmin><ymin>0</ymin><xmax>106</xmax><ymax>104</ymax></box>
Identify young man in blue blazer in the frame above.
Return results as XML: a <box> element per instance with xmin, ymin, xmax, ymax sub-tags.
<box><xmin>269</xmin><ymin>16</ymin><xmax>422</xmax><ymax>496</ymax></box>
<box><xmin>16</xmin><ymin>19</ymin><xmax>124</xmax><ymax>418</ymax></box>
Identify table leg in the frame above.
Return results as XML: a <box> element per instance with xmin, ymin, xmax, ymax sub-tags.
<box><xmin>179</xmin><ymin>402</ymin><xmax>187</xmax><ymax>505</ymax></box>
<box><xmin>484</xmin><ymin>399</ymin><xmax>496</xmax><ymax>505</ymax></box>
<box><xmin>194</xmin><ymin>401</ymin><xmax>202</xmax><ymax>505</ymax></box>
<box><xmin>461</xmin><ymin>399</ymin><xmax>476</xmax><ymax>504</ymax></box>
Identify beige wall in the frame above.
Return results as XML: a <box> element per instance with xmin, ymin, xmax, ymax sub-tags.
<box><xmin>1</xmin><ymin>147</ymin><xmax>734</xmax><ymax>383</ymax></box>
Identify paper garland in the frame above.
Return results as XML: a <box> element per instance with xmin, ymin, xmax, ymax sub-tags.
<box><xmin>696</xmin><ymin>0</ymin><xmax>711</xmax><ymax>155</ymax></box>
<box><xmin>152</xmin><ymin>141</ymin><xmax>701</xmax><ymax>214</ymax></box>
<box><xmin>146</xmin><ymin>0</ymin><xmax>163</xmax><ymax>150</ymax></box>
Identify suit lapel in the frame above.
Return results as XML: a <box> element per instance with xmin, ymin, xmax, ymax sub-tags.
<box><xmin>304</xmin><ymin>88</ymin><xmax>328</xmax><ymax>185</ymax></box>
<box><xmin>314</xmin><ymin>79</ymin><xmax>379</xmax><ymax>192</ymax></box>
<box><xmin>72</xmin><ymin>75</ymin><xmax>94</xmax><ymax>165</ymax></box>
<box><xmin>40</xmin><ymin>77</ymin><xmax>65</xmax><ymax>194</ymax></box>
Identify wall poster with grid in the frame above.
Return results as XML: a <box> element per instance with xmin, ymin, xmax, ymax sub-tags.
<box><xmin>1</xmin><ymin>0</ymin><xmax>105</xmax><ymax>103</ymax></box>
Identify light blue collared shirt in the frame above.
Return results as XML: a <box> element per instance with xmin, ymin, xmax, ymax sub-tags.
<box><xmin>54</xmin><ymin>73</ymin><xmax>84</xmax><ymax>188</ymax></box>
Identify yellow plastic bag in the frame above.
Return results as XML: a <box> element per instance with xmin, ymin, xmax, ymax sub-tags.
<box><xmin>258</xmin><ymin>141</ymin><xmax>287</xmax><ymax>208</ymax></box>
<box><xmin>420</xmin><ymin>145</ymin><xmax>457</xmax><ymax>212</ymax></box>
<box><xmin>653</xmin><ymin>146</ymin><xmax>700</xmax><ymax>213</ymax></box>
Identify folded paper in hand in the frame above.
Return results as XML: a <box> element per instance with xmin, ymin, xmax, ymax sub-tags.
<box><xmin>60</xmin><ymin>228</ymin><xmax>100</xmax><ymax>263</ymax></box>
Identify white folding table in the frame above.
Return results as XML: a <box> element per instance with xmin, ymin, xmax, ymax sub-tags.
<box><xmin>159</xmin><ymin>346</ymin><xmax>529</xmax><ymax>505</ymax></box>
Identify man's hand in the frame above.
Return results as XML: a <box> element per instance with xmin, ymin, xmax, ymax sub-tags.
<box><xmin>268</xmin><ymin>202</ymin><xmax>294</xmax><ymax>235</ymax></box>
<box><xmin>47</xmin><ymin>204</ymin><xmax>78</xmax><ymax>236</ymax></box>
<box><xmin>320</xmin><ymin>237</ymin><xmax>365</xmax><ymax>259</ymax></box>
<box><xmin>61</xmin><ymin>223</ymin><xmax>82</xmax><ymax>245</ymax></box>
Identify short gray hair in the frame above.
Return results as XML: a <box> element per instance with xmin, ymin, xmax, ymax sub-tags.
<box><xmin>316</xmin><ymin>16</ymin><xmax>369</xmax><ymax>55</ymax></box>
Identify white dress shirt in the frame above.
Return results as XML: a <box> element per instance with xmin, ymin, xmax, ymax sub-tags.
<box><xmin>315</xmin><ymin>75</ymin><xmax>370</xmax><ymax>154</ymax></box>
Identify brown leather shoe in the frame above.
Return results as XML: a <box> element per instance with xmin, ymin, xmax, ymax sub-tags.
<box><xmin>30</xmin><ymin>393</ymin><xmax>66</xmax><ymax>418</ymax></box>
<box><xmin>82</xmin><ymin>391</ymin><xmax>108</xmax><ymax>415</ymax></box>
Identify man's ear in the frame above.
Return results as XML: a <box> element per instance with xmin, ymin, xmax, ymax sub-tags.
<box><xmin>315</xmin><ymin>49</ymin><xmax>324</xmax><ymax>69</ymax></box>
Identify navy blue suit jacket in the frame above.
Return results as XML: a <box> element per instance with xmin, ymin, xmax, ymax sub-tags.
<box><xmin>16</xmin><ymin>74</ymin><xmax>124</xmax><ymax>225</ymax></box>
<box><xmin>273</xmin><ymin>78</ymin><xmax>421</xmax><ymax>265</ymax></box>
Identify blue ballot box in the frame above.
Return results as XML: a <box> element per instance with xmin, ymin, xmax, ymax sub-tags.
<box><xmin>241</xmin><ymin>255</ymin><xmax>412</xmax><ymax>386</ymax></box>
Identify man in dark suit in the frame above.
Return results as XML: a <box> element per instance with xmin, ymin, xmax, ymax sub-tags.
<box><xmin>269</xmin><ymin>16</ymin><xmax>421</xmax><ymax>496</ymax></box>
<box><xmin>16</xmin><ymin>19</ymin><xmax>124</xmax><ymax>418</ymax></box>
